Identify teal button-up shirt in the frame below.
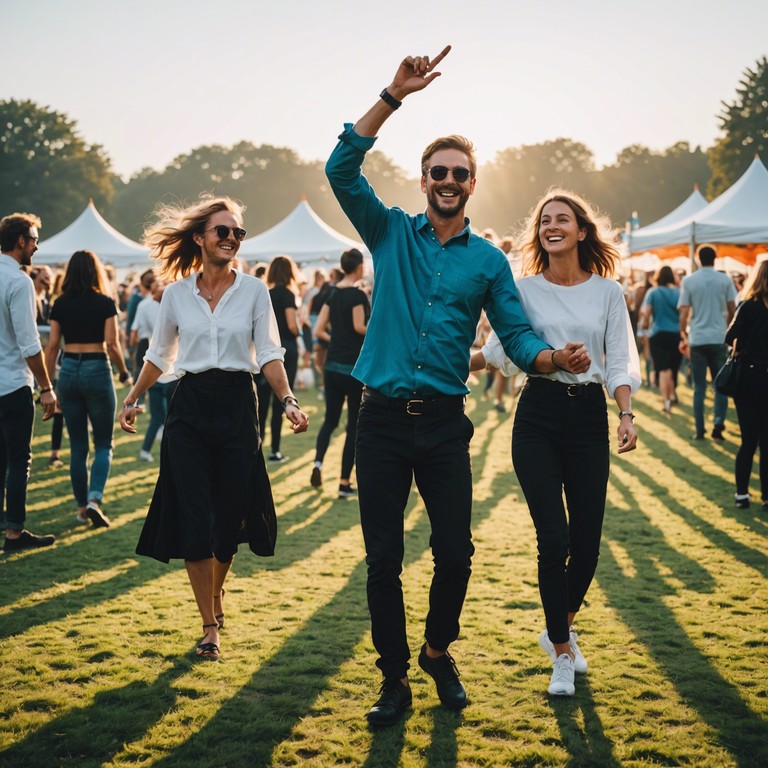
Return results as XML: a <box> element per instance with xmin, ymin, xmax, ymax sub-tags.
<box><xmin>326</xmin><ymin>124</ymin><xmax>549</xmax><ymax>398</ymax></box>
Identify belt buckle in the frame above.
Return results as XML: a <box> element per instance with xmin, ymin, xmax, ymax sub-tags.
<box><xmin>405</xmin><ymin>399</ymin><xmax>424</xmax><ymax>416</ymax></box>
<box><xmin>566</xmin><ymin>384</ymin><xmax>581</xmax><ymax>397</ymax></box>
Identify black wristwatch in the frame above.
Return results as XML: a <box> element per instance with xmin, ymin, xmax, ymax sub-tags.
<box><xmin>618</xmin><ymin>410</ymin><xmax>635</xmax><ymax>421</ymax></box>
<box><xmin>281</xmin><ymin>395</ymin><xmax>299</xmax><ymax>411</ymax></box>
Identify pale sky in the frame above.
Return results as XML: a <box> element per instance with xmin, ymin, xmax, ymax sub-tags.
<box><xmin>5</xmin><ymin>0</ymin><xmax>767</xmax><ymax>180</ymax></box>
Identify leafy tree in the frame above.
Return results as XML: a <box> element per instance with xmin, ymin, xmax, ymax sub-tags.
<box><xmin>708</xmin><ymin>56</ymin><xmax>768</xmax><ymax>197</ymax></box>
<box><xmin>0</xmin><ymin>99</ymin><xmax>116</xmax><ymax>235</ymax></box>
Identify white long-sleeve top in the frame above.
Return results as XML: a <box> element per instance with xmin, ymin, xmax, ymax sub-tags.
<box><xmin>145</xmin><ymin>271</ymin><xmax>284</xmax><ymax>377</ymax></box>
<box><xmin>482</xmin><ymin>273</ymin><xmax>641</xmax><ymax>397</ymax></box>
<box><xmin>0</xmin><ymin>254</ymin><xmax>41</xmax><ymax>396</ymax></box>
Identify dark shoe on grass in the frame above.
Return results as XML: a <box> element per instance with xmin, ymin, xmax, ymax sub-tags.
<box><xmin>86</xmin><ymin>503</ymin><xmax>110</xmax><ymax>528</ymax></box>
<box><xmin>711</xmin><ymin>424</ymin><xmax>725</xmax><ymax>442</ymax></box>
<box><xmin>366</xmin><ymin>677</ymin><xmax>411</xmax><ymax>727</ymax></box>
<box><xmin>418</xmin><ymin>644</ymin><xmax>468</xmax><ymax>710</ymax></box>
<box><xmin>3</xmin><ymin>529</ymin><xmax>55</xmax><ymax>551</ymax></box>
<box><xmin>310</xmin><ymin>466</ymin><xmax>322</xmax><ymax>488</ymax></box>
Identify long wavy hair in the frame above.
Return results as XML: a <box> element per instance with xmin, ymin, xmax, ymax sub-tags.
<box><xmin>143</xmin><ymin>195</ymin><xmax>244</xmax><ymax>280</ymax></box>
<box><xmin>519</xmin><ymin>189</ymin><xmax>620</xmax><ymax>278</ymax></box>
<box><xmin>61</xmin><ymin>250</ymin><xmax>109</xmax><ymax>296</ymax></box>
<box><xmin>742</xmin><ymin>259</ymin><xmax>768</xmax><ymax>303</ymax></box>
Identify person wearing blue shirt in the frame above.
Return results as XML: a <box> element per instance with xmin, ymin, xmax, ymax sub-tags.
<box><xmin>326</xmin><ymin>45</ymin><xmax>590</xmax><ymax>727</ymax></box>
<box><xmin>639</xmin><ymin>265</ymin><xmax>682</xmax><ymax>416</ymax></box>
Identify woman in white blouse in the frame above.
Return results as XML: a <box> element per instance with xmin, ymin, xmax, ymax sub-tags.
<box><xmin>471</xmin><ymin>190</ymin><xmax>640</xmax><ymax>697</ymax></box>
<box><xmin>120</xmin><ymin>196</ymin><xmax>308</xmax><ymax>662</ymax></box>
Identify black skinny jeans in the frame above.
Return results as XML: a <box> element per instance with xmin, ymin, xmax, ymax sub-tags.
<box><xmin>356</xmin><ymin>391</ymin><xmax>474</xmax><ymax>679</ymax></box>
<box><xmin>733</xmin><ymin>364</ymin><xmax>768</xmax><ymax>500</ymax></box>
<box><xmin>314</xmin><ymin>368</ymin><xmax>363</xmax><ymax>479</ymax></box>
<box><xmin>257</xmin><ymin>342</ymin><xmax>298</xmax><ymax>453</ymax></box>
<box><xmin>512</xmin><ymin>378</ymin><xmax>610</xmax><ymax>645</ymax></box>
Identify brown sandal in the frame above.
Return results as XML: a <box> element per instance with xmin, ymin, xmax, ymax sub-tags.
<box><xmin>196</xmin><ymin>623</ymin><xmax>220</xmax><ymax>661</ymax></box>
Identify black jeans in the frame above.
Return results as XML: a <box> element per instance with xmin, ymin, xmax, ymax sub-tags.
<box><xmin>356</xmin><ymin>389</ymin><xmax>474</xmax><ymax>679</ymax></box>
<box><xmin>314</xmin><ymin>369</ymin><xmax>363</xmax><ymax>479</ymax></box>
<box><xmin>733</xmin><ymin>364</ymin><xmax>768</xmax><ymax>500</ymax></box>
<box><xmin>512</xmin><ymin>378</ymin><xmax>609</xmax><ymax>645</ymax></box>
<box><xmin>0</xmin><ymin>386</ymin><xmax>35</xmax><ymax>531</ymax></box>
<box><xmin>257</xmin><ymin>342</ymin><xmax>298</xmax><ymax>453</ymax></box>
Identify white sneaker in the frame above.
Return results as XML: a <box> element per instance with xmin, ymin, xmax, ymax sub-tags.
<box><xmin>548</xmin><ymin>653</ymin><xmax>575</xmax><ymax>696</ymax></box>
<box><xmin>539</xmin><ymin>629</ymin><xmax>588</xmax><ymax>674</ymax></box>
<box><xmin>569</xmin><ymin>628</ymin><xmax>588</xmax><ymax>674</ymax></box>
<box><xmin>138</xmin><ymin>450</ymin><xmax>154</xmax><ymax>461</ymax></box>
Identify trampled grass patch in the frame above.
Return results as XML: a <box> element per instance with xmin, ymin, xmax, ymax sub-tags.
<box><xmin>1</xmin><ymin>383</ymin><xmax>766</xmax><ymax>767</ymax></box>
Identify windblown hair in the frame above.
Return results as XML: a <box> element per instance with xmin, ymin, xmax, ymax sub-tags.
<box><xmin>340</xmin><ymin>248</ymin><xmax>364</xmax><ymax>275</ymax></box>
<box><xmin>519</xmin><ymin>189</ymin><xmax>619</xmax><ymax>278</ymax></box>
<box><xmin>267</xmin><ymin>255</ymin><xmax>299</xmax><ymax>292</ymax></box>
<box><xmin>143</xmin><ymin>195</ymin><xmax>244</xmax><ymax>280</ymax></box>
<box><xmin>654</xmin><ymin>265</ymin><xmax>676</xmax><ymax>287</ymax></box>
<box><xmin>742</xmin><ymin>259</ymin><xmax>768</xmax><ymax>303</ymax></box>
<box><xmin>421</xmin><ymin>135</ymin><xmax>477</xmax><ymax>178</ymax></box>
<box><xmin>61</xmin><ymin>250</ymin><xmax>109</xmax><ymax>297</ymax></box>
<box><xmin>0</xmin><ymin>212</ymin><xmax>41</xmax><ymax>252</ymax></box>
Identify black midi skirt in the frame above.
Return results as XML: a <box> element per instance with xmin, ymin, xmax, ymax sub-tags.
<box><xmin>136</xmin><ymin>369</ymin><xmax>277</xmax><ymax>563</ymax></box>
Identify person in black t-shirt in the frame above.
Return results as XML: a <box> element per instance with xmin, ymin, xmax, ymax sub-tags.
<box><xmin>310</xmin><ymin>249</ymin><xmax>369</xmax><ymax>497</ymax></box>
<box><xmin>45</xmin><ymin>250</ymin><xmax>132</xmax><ymax>528</ymax></box>
<box><xmin>257</xmin><ymin>256</ymin><xmax>301</xmax><ymax>461</ymax></box>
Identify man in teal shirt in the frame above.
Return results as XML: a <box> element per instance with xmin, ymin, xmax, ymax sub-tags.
<box><xmin>326</xmin><ymin>45</ymin><xmax>590</xmax><ymax>727</ymax></box>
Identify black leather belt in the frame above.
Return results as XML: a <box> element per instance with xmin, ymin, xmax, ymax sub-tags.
<box><xmin>62</xmin><ymin>352</ymin><xmax>107</xmax><ymax>361</ymax></box>
<box><xmin>525</xmin><ymin>377</ymin><xmax>603</xmax><ymax>398</ymax></box>
<box><xmin>362</xmin><ymin>387</ymin><xmax>465</xmax><ymax>416</ymax></box>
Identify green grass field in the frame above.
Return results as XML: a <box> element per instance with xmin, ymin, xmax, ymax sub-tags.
<box><xmin>1</xmin><ymin>382</ymin><xmax>767</xmax><ymax>768</ymax></box>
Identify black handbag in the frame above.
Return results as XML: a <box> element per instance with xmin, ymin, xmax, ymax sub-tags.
<box><xmin>715</xmin><ymin>339</ymin><xmax>741</xmax><ymax>396</ymax></box>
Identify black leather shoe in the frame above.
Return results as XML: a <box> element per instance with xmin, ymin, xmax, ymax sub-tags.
<box><xmin>2</xmin><ymin>529</ymin><xmax>55</xmax><ymax>551</ymax></box>
<box><xmin>418</xmin><ymin>644</ymin><xmax>468</xmax><ymax>710</ymax></box>
<box><xmin>366</xmin><ymin>677</ymin><xmax>412</xmax><ymax>727</ymax></box>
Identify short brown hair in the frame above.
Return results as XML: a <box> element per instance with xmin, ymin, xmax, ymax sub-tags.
<box><xmin>0</xmin><ymin>212</ymin><xmax>41</xmax><ymax>252</ymax></box>
<box><xmin>421</xmin><ymin>135</ymin><xmax>477</xmax><ymax>178</ymax></box>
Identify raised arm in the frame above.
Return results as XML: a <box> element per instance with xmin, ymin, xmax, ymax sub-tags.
<box><xmin>354</xmin><ymin>45</ymin><xmax>451</xmax><ymax>138</ymax></box>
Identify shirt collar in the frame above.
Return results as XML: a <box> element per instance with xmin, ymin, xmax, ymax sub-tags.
<box><xmin>0</xmin><ymin>253</ymin><xmax>22</xmax><ymax>270</ymax></box>
<box><xmin>416</xmin><ymin>213</ymin><xmax>473</xmax><ymax>245</ymax></box>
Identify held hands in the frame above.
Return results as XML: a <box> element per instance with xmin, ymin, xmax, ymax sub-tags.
<box><xmin>553</xmin><ymin>343</ymin><xmax>591</xmax><ymax>375</ymax></box>
<box><xmin>389</xmin><ymin>45</ymin><xmax>451</xmax><ymax>100</ymax></box>
<box><xmin>285</xmin><ymin>403</ymin><xmax>309</xmax><ymax>434</ymax></box>
<box><xmin>119</xmin><ymin>402</ymin><xmax>145</xmax><ymax>434</ymax></box>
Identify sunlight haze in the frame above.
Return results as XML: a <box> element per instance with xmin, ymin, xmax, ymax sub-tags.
<box><xmin>5</xmin><ymin>0</ymin><xmax>767</xmax><ymax>179</ymax></box>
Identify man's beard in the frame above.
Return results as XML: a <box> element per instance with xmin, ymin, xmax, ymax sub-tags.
<box><xmin>426</xmin><ymin>186</ymin><xmax>469</xmax><ymax>220</ymax></box>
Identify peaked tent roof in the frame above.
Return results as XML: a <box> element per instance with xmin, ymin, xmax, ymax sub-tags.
<box><xmin>628</xmin><ymin>186</ymin><xmax>709</xmax><ymax>254</ymax></box>
<box><xmin>238</xmin><ymin>198</ymin><xmax>369</xmax><ymax>266</ymax></box>
<box><xmin>35</xmin><ymin>200</ymin><xmax>151</xmax><ymax>268</ymax></box>
<box><xmin>629</xmin><ymin>157</ymin><xmax>768</xmax><ymax>263</ymax></box>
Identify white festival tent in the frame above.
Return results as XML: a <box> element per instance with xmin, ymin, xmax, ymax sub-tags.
<box><xmin>238</xmin><ymin>197</ymin><xmax>369</xmax><ymax>272</ymax></box>
<box><xmin>627</xmin><ymin>185</ymin><xmax>709</xmax><ymax>255</ymax></box>
<box><xmin>627</xmin><ymin>157</ymin><xmax>768</xmax><ymax>266</ymax></box>
<box><xmin>35</xmin><ymin>200</ymin><xmax>151</xmax><ymax>268</ymax></box>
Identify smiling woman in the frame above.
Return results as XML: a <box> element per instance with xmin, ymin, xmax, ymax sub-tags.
<box><xmin>471</xmin><ymin>188</ymin><xmax>641</xmax><ymax>699</ymax></box>
<box><xmin>118</xmin><ymin>194</ymin><xmax>309</xmax><ymax>663</ymax></box>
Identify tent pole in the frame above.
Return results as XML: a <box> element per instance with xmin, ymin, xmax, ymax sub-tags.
<box><xmin>689</xmin><ymin>223</ymin><xmax>696</xmax><ymax>273</ymax></box>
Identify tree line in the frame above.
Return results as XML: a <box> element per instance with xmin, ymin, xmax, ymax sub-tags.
<box><xmin>1</xmin><ymin>56</ymin><xmax>765</xmax><ymax>244</ymax></box>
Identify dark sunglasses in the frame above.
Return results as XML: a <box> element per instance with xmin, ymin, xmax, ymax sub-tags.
<box><xmin>24</xmin><ymin>234</ymin><xmax>40</xmax><ymax>244</ymax></box>
<box><xmin>428</xmin><ymin>165</ymin><xmax>471</xmax><ymax>183</ymax></box>
<box><xmin>204</xmin><ymin>225</ymin><xmax>247</xmax><ymax>241</ymax></box>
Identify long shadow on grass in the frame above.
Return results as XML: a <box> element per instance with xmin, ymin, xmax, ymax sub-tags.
<box><xmin>618</xmin><ymin>436</ymin><xmax>768</xmax><ymax>579</ymax></box>
<box><xmin>549</xmin><ymin>676</ymin><xmax>621</xmax><ymax>768</ymax></box>
<box><xmin>599</xmin><ymin>474</ymin><xmax>768</xmax><ymax>768</ymax></box>
<box><xmin>0</xmin><ymin>657</ymin><xmax>189</xmax><ymax>768</ymax></box>
<box><xmin>146</xmin><ymin>431</ymin><xmax>501</xmax><ymax>768</ymax></box>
